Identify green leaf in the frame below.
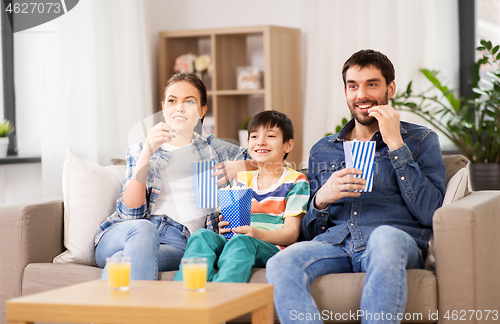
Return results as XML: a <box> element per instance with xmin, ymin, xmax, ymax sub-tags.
<box><xmin>405</xmin><ymin>81</ymin><xmax>413</xmax><ymax>95</ymax></box>
<box><xmin>480</xmin><ymin>39</ymin><xmax>488</xmax><ymax>47</ymax></box>
<box><xmin>420</xmin><ymin>69</ymin><xmax>461</xmax><ymax>112</ymax></box>
<box><xmin>494</xmin><ymin>45</ymin><xmax>500</xmax><ymax>55</ymax></box>
<box><xmin>473</xmin><ymin>88</ymin><xmax>488</xmax><ymax>96</ymax></box>
<box><xmin>497</xmin><ymin>52</ymin><xmax>500</xmax><ymax>61</ymax></box>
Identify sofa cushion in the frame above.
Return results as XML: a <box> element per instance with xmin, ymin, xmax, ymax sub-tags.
<box><xmin>425</xmin><ymin>155</ymin><xmax>470</xmax><ymax>271</ymax></box>
<box><xmin>53</xmin><ymin>149</ymin><xmax>126</xmax><ymax>266</ymax></box>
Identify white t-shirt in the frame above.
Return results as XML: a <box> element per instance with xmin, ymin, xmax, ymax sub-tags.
<box><xmin>151</xmin><ymin>142</ymin><xmax>209</xmax><ymax>234</ymax></box>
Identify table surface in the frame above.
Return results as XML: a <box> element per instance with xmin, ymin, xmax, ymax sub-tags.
<box><xmin>7</xmin><ymin>280</ymin><xmax>274</xmax><ymax>324</ymax></box>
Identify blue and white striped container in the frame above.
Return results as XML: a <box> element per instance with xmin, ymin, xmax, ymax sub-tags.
<box><xmin>343</xmin><ymin>140</ymin><xmax>376</xmax><ymax>192</ymax></box>
<box><xmin>190</xmin><ymin>160</ymin><xmax>218</xmax><ymax>209</ymax></box>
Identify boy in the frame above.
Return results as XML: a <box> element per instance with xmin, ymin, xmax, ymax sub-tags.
<box><xmin>174</xmin><ymin>110</ymin><xmax>310</xmax><ymax>283</ymax></box>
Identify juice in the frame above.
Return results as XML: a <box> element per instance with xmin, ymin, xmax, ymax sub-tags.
<box><xmin>182</xmin><ymin>263</ymin><xmax>207</xmax><ymax>292</ymax></box>
<box><xmin>107</xmin><ymin>260</ymin><xmax>131</xmax><ymax>291</ymax></box>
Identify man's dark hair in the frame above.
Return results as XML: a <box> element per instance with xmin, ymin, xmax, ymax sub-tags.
<box><xmin>247</xmin><ymin>110</ymin><xmax>294</xmax><ymax>160</ymax></box>
<box><xmin>342</xmin><ymin>49</ymin><xmax>395</xmax><ymax>86</ymax></box>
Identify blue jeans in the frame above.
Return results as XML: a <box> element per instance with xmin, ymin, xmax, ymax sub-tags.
<box><xmin>266</xmin><ymin>225</ymin><xmax>423</xmax><ymax>324</ymax></box>
<box><xmin>95</xmin><ymin>216</ymin><xmax>190</xmax><ymax>280</ymax></box>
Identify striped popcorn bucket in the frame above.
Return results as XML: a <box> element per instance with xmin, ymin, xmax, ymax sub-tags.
<box><xmin>190</xmin><ymin>160</ymin><xmax>218</xmax><ymax>209</ymax></box>
<box><xmin>343</xmin><ymin>140</ymin><xmax>376</xmax><ymax>192</ymax></box>
<box><xmin>218</xmin><ymin>188</ymin><xmax>252</xmax><ymax>239</ymax></box>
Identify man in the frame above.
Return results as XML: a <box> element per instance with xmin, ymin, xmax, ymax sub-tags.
<box><xmin>266</xmin><ymin>49</ymin><xmax>446</xmax><ymax>324</ymax></box>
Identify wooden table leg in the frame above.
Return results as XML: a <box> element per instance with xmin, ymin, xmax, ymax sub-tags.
<box><xmin>251</xmin><ymin>302</ymin><xmax>274</xmax><ymax>324</ymax></box>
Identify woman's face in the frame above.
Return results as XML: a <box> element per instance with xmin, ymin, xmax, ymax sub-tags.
<box><xmin>163</xmin><ymin>81</ymin><xmax>207</xmax><ymax>134</ymax></box>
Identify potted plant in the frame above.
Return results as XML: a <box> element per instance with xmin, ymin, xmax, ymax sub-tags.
<box><xmin>391</xmin><ymin>39</ymin><xmax>500</xmax><ymax>190</ymax></box>
<box><xmin>0</xmin><ymin>119</ymin><xmax>14</xmax><ymax>158</ymax></box>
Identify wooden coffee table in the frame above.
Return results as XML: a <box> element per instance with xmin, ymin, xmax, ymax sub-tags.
<box><xmin>7</xmin><ymin>280</ymin><xmax>274</xmax><ymax>324</ymax></box>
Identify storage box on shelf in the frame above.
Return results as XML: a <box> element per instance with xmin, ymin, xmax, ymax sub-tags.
<box><xmin>158</xmin><ymin>25</ymin><xmax>303</xmax><ymax>166</ymax></box>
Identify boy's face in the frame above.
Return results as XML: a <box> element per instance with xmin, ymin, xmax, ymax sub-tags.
<box><xmin>248</xmin><ymin>126</ymin><xmax>293</xmax><ymax>164</ymax></box>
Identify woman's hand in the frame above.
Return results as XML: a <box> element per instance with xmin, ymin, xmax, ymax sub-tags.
<box><xmin>142</xmin><ymin>122</ymin><xmax>177</xmax><ymax>158</ymax></box>
<box><xmin>212</xmin><ymin>161</ymin><xmax>245</xmax><ymax>186</ymax></box>
<box><xmin>218</xmin><ymin>214</ymin><xmax>231</xmax><ymax>235</ymax></box>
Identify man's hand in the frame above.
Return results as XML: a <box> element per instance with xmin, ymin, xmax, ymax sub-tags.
<box><xmin>314</xmin><ymin>168</ymin><xmax>366</xmax><ymax>210</ymax></box>
<box><xmin>368</xmin><ymin>105</ymin><xmax>404</xmax><ymax>150</ymax></box>
<box><xmin>232</xmin><ymin>225</ymin><xmax>264</xmax><ymax>240</ymax></box>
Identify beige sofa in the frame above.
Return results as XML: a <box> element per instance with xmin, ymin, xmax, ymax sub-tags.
<box><xmin>1</xmin><ymin>156</ymin><xmax>500</xmax><ymax>324</ymax></box>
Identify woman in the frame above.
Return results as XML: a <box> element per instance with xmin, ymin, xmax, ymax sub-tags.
<box><xmin>95</xmin><ymin>73</ymin><xmax>250</xmax><ymax>280</ymax></box>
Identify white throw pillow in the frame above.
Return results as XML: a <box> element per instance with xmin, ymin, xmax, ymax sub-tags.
<box><xmin>53</xmin><ymin>148</ymin><xmax>126</xmax><ymax>266</ymax></box>
<box><xmin>424</xmin><ymin>167</ymin><xmax>469</xmax><ymax>271</ymax></box>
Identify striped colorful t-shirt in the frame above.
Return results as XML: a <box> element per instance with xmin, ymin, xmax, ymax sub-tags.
<box><xmin>235</xmin><ymin>167</ymin><xmax>310</xmax><ymax>232</ymax></box>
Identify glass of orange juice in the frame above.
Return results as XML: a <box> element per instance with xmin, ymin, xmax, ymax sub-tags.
<box><xmin>106</xmin><ymin>256</ymin><xmax>131</xmax><ymax>291</ymax></box>
<box><xmin>182</xmin><ymin>257</ymin><xmax>207</xmax><ymax>292</ymax></box>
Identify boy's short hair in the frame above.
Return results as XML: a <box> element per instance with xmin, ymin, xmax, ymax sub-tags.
<box><xmin>342</xmin><ymin>49</ymin><xmax>395</xmax><ymax>86</ymax></box>
<box><xmin>247</xmin><ymin>110</ymin><xmax>294</xmax><ymax>160</ymax></box>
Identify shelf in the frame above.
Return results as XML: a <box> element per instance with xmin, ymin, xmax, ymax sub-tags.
<box><xmin>158</xmin><ymin>26</ymin><xmax>303</xmax><ymax>165</ymax></box>
<box><xmin>213</xmin><ymin>90</ymin><xmax>265</xmax><ymax>96</ymax></box>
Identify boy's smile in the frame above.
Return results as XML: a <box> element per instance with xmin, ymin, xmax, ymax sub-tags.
<box><xmin>248</xmin><ymin>126</ymin><xmax>293</xmax><ymax>165</ymax></box>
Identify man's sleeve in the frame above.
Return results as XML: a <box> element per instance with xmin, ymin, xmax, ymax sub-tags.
<box><xmin>300</xmin><ymin>154</ymin><xmax>344</xmax><ymax>240</ymax></box>
<box><xmin>389</xmin><ymin>131</ymin><xmax>446</xmax><ymax>226</ymax></box>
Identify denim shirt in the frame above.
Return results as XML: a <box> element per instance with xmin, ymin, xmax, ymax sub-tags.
<box><xmin>95</xmin><ymin>133</ymin><xmax>249</xmax><ymax>245</ymax></box>
<box><xmin>302</xmin><ymin>119</ymin><xmax>446</xmax><ymax>253</ymax></box>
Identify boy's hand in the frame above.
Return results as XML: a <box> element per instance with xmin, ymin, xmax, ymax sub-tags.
<box><xmin>217</xmin><ymin>214</ymin><xmax>231</xmax><ymax>235</ymax></box>
<box><xmin>232</xmin><ymin>226</ymin><xmax>264</xmax><ymax>240</ymax></box>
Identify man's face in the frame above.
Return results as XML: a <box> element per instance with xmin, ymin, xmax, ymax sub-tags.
<box><xmin>344</xmin><ymin>65</ymin><xmax>395</xmax><ymax>126</ymax></box>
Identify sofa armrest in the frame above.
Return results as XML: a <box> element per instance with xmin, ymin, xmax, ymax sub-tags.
<box><xmin>433</xmin><ymin>191</ymin><xmax>500</xmax><ymax>319</ymax></box>
<box><xmin>0</xmin><ymin>198</ymin><xmax>64</xmax><ymax>312</ymax></box>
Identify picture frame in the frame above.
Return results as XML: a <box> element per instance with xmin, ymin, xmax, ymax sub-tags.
<box><xmin>236</xmin><ymin>66</ymin><xmax>262</xmax><ymax>90</ymax></box>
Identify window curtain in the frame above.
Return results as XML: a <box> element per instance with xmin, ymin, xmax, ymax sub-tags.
<box><xmin>301</xmin><ymin>0</ymin><xmax>459</xmax><ymax>162</ymax></box>
<box><xmin>15</xmin><ymin>0</ymin><xmax>153</xmax><ymax>198</ymax></box>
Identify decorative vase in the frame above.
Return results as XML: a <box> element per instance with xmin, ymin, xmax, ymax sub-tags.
<box><xmin>238</xmin><ymin>129</ymin><xmax>248</xmax><ymax>148</ymax></box>
<box><xmin>0</xmin><ymin>137</ymin><xmax>9</xmax><ymax>158</ymax></box>
<box><xmin>469</xmin><ymin>163</ymin><xmax>500</xmax><ymax>190</ymax></box>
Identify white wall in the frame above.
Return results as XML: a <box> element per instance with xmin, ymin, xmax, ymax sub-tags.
<box><xmin>0</xmin><ymin>163</ymin><xmax>42</xmax><ymax>205</ymax></box>
<box><xmin>5</xmin><ymin>0</ymin><xmax>459</xmax><ymax>206</ymax></box>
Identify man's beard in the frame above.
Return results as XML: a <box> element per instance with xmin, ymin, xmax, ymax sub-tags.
<box><xmin>349</xmin><ymin>90</ymin><xmax>389</xmax><ymax>126</ymax></box>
